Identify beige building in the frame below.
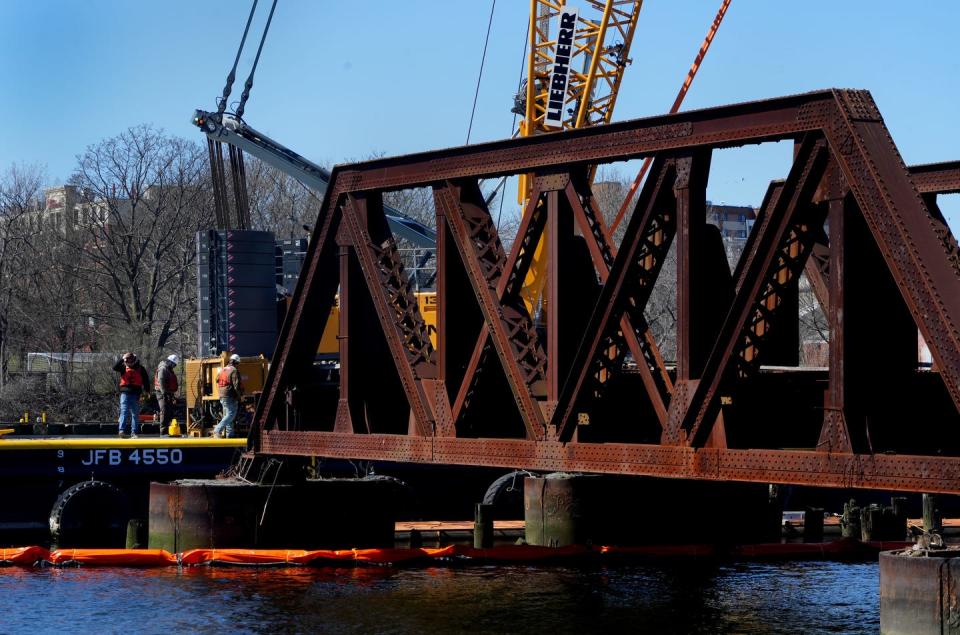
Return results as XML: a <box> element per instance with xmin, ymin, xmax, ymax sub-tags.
<box><xmin>21</xmin><ymin>185</ymin><xmax>133</xmax><ymax>235</ymax></box>
<box><xmin>707</xmin><ymin>203</ymin><xmax>756</xmax><ymax>240</ymax></box>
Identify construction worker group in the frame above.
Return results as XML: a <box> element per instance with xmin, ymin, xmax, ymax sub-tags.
<box><xmin>114</xmin><ymin>351</ymin><xmax>242</xmax><ymax>438</ymax></box>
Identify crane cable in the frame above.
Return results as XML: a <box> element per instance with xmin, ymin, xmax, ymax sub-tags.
<box><xmin>232</xmin><ymin>0</ymin><xmax>279</xmax><ymax>226</ymax></box>
<box><xmin>217</xmin><ymin>0</ymin><xmax>260</xmax><ymax>115</ymax></box>
<box><xmin>466</xmin><ymin>0</ymin><xmax>497</xmax><ymax>145</ymax></box>
<box><xmin>236</xmin><ymin>0</ymin><xmax>279</xmax><ymax>120</ymax></box>
<box><xmin>497</xmin><ymin>13</ymin><xmax>531</xmax><ymax>231</ymax></box>
<box><xmin>609</xmin><ymin>0</ymin><xmax>732</xmax><ymax>233</ymax></box>
<box><xmin>207</xmin><ymin>139</ymin><xmax>228</xmax><ymax>228</ymax></box>
<box><xmin>211</xmin><ymin>0</ymin><xmax>279</xmax><ymax>229</ymax></box>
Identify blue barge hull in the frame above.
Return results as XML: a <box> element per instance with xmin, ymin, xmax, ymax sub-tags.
<box><xmin>0</xmin><ymin>436</ymin><xmax>246</xmax><ymax>545</ymax></box>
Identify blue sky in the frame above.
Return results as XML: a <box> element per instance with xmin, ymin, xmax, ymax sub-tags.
<box><xmin>0</xmin><ymin>1</ymin><xmax>957</xmax><ymax>226</ymax></box>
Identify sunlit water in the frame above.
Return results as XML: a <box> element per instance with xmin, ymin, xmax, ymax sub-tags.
<box><xmin>0</xmin><ymin>560</ymin><xmax>877</xmax><ymax>634</ymax></box>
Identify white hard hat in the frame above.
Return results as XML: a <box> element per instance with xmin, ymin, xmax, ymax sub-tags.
<box><xmin>229</xmin><ymin>353</ymin><xmax>241</xmax><ymax>363</ymax></box>
<box><xmin>167</xmin><ymin>354</ymin><xmax>180</xmax><ymax>366</ymax></box>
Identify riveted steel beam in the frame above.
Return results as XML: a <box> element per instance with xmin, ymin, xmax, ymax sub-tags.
<box><xmin>259</xmin><ymin>431</ymin><xmax>960</xmax><ymax>495</ymax></box>
<box><xmin>825</xmin><ymin>90</ymin><xmax>960</xmax><ymax>416</ymax></box>
<box><xmin>803</xmin><ymin>160</ymin><xmax>960</xmax><ymax>315</ymax></box>
<box><xmin>257</xmin><ymin>89</ymin><xmax>960</xmax><ymax>494</ymax></box>
<box><xmin>663</xmin><ymin>134</ymin><xmax>830</xmax><ymax>447</ymax></box>
<box><xmin>449</xmin><ymin>185</ymin><xmax>548</xmax><ymax>432</ymax></box>
<box><xmin>911</xmin><ymin>160</ymin><xmax>960</xmax><ymax>195</ymax></box>
<box><xmin>340</xmin><ymin>193</ymin><xmax>436</xmax><ymax>436</ymax></box>
<box><xmin>554</xmin><ymin>157</ymin><xmax>677</xmax><ymax>441</ymax></box>
<box><xmin>562</xmin><ymin>177</ymin><xmax>673</xmax><ymax>427</ymax></box>
<box><xmin>435</xmin><ymin>180</ymin><xmax>547</xmax><ymax>440</ymax></box>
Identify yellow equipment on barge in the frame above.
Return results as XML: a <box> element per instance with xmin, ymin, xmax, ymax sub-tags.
<box><xmin>183</xmin><ymin>352</ymin><xmax>270</xmax><ymax>435</ymax></box>
<box><xmin>182</xmin><ymin>293</ymin><xmax>437</xmax><ymax>436</ymax></box>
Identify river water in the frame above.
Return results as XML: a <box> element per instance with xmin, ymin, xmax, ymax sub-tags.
<box><xmin>0</xmin><ymin>560</ymin><xmax>877</xmax><ymax>634</ymax></box>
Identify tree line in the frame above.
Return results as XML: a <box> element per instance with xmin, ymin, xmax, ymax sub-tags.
<box><xmin>0</xmin><ymin>125</ymin><xmax>335</xmax><ymax>420</ymax></box>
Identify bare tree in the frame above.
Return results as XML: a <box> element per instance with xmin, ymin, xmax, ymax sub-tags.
<box><xmin>591</xmin><ymin>167</ymin><xmax>632</xmax><ymax>247</ymax></box>
<box><xmin>12</xmin><ymin>228</ymin><xmax>88</xmax><ymax>352</ymax></box>
<box><xmin>68</xmin><ymin>125</ymin><xmax>213</xmax><ymax>357</ymax></box>
<box><xmin>798</xmin><ymin>272</ymin><xmax>829</xmax><ymax>365</ymax></box>
<box><xmin>0</xmin><ymin>163</ymin><xmax>46</xmax><ymax>388</ymax></box>
<box><xmin>244</xmin><ymin>158</ymin><xmax>321</xmax><ymax>240</ymax></box>
<box><xmin>384</xmin><ymin>187</ymin><xmax>437</xmax><ymax>229</ymax></box>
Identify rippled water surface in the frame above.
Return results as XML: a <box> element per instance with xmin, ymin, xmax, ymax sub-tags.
<box><xmin>0</xmin><ymin>560</ymin><xmax>877</xmax><ymax>634</ymax></box>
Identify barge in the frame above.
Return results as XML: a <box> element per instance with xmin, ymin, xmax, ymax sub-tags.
<box><xmin>0</xmin><ymin>434</ymin><xmax>245</xmax><ymax>547</ymax></box>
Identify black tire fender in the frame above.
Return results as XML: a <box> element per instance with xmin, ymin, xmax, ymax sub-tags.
<box><xmin>483</xmin><ymin>470</ymin><xmax>536</xmax><ymax>506</ymax></box>
<box><xmin>49</xmin><ymin>480</ymin><xmax>129</xmax><ymax>549</ymax></box>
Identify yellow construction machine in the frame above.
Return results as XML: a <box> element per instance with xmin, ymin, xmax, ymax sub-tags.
<box><xmin>184</xmin><ymin>352</ymin><xmax>269</xmax><ymax>435</ymax></box>
<box><xmin>182</xmin><ymin>294</ymin><xmax>436</xmax><ymax>436</ymax></box>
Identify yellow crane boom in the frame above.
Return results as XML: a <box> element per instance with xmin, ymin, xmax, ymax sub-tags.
<box><xmin>521</xmin><ymin>0</ymin><xmax>643</xmax><ymax>137</ymax></box>
<box><xmin>514</xmin><ymin>0</ymin><xmax>645</xmax><ymax>316</ymax></box>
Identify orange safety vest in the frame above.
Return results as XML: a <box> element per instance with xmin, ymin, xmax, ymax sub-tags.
<box><xmin>217</xmin><ymin>366</ymin><xmax>242</xmax><ymax>394</ymax></box>
<box><xmin>120</xmin><ymin>367</ymin><xmax>144</xmax><ymax>389</ymax></box>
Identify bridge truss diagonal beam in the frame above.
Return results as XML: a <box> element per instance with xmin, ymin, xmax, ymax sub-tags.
<box><xmin>254</xmin><ymin>89</ymin><xmax>960</xmax><ymax>494</ymax></box>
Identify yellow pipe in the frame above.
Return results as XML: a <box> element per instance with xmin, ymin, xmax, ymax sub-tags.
<box><xmin>0</xmin><ymin>438</ymin><xmax>246</xmax><ymax>450</ymax></box>
<box><xmin>523</xmin><ymin>0</ymin><xmax>539</xmax><ymax>139</ymax></box>
<box><xmin>574</xmin><ymin>0</ymin><xmax>613</xmax><ymax>128</ymax></box>
<box><xmin>519</xmin><ymin>0</ymin><xmax>540</xmax><ymax>204</ymax></box>
<box><xmin>597</xmin><ymin>1</ymin><xmax>643</xmax><ymax>126</ymax></box>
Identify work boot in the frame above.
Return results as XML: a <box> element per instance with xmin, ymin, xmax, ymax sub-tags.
<box><xmin>119</xmin><ymin>432</ymin><xmax>129</xmax><ymax>439</ymax></box>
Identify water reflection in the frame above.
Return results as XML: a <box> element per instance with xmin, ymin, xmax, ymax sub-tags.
<box><xmin>0</xmin><ymin>561</ymin><xmax>878</xmax><ymax>634</ymax></box>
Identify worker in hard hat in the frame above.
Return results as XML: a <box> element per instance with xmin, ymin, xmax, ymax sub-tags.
<box><xmin>112</xmin><ymin>352</ymin><xmax>150</xmax><ymax>438</ymax></box>
<box><xmin>154</xmin><ymin>354</ymin><xmax>180</xmax><ymax>435</ymax></box>
<box><xmin>213</xmin><ymin>354</ymin><xmax>244</xmax><ymax>438</ymax></box>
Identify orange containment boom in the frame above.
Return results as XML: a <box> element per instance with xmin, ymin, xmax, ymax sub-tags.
<box><xmin>47</xmin><ymin>549</ymin><xmax>178</xmax><ymax>567</ymax></box>
<box><xmin>0</xmin><ymin>540</ymin><xmax>912</xmax><ymax>568</ymax></box>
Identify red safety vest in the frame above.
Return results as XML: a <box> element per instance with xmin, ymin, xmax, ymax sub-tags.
<box><xmin>217</xmin><ymin>366</ymin><xmax>238</xmax><ymax>393</ymax></box>
<box><xmin>120</xmin><ymin>367</ymin><xmax>144</xmax><ymax>389</ymax></box>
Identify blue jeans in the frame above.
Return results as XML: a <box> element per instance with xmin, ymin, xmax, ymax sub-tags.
<box><xmin>118</xmin><ymin>391</ymin><xmax>140</xmax><ymax>435</ymax></box>
<box><xmin>214</xmin><ymin>394</ymin><xmax>238</xmax><ymax>438</ymax></box>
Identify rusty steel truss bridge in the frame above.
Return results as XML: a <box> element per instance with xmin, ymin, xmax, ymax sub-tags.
<box><xmin>251</xmin><ymin>89</ymin><xmax>960</xmax><ymax>495</ymax></box>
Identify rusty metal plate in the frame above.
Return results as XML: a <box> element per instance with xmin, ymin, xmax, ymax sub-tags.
<box><xmin>260</xmin><ymin>431</ymin><xmax>960</xmax><ymax>494</ymax></box>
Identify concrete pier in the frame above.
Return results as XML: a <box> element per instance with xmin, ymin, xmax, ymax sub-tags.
<box><xmin>148</xmin><ymin>478</ymin><xmax>400</xmax><ymax>551</ymax></box>
<box><xmin>880</xmin><ymin>548</ymin><xmax>960</xmax><ymax>634</ymax></box>
<box><xmin>523</xmin><ymin>474</ymin><xmax>777</xmax><ymax>547</ymax></box>
<box><xmin>524</xmin><ymin>474</ymin><xmax>597</xmax><ymax>547</ymax></box>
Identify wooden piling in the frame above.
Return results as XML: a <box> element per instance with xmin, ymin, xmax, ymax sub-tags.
<box><xmin>409</xmin><ymin>529</ymin><xmax>423</xmax><ymax>548</ymax></box>
<box><xmin>841</xmin><ymin>499</ymin><xmax>861</xmax><ymax>539</ymax></box>
<box><xmin>126</xmin><ymin>519</ymin><xmax>147</xmax><ymax>549</ymax></box>
<box><xmin>862</xmin><ymin>505</ymin><xmax>881</xmax><ymax>542</ymax></box>
<box><xmin>923</xmin><ymin>493</ymin><xmax>942</xmax><ymax>533</ymax></box>
<box><xmin>474</xmin><ymin>503</ymin><xmax>494</xmax><ymax>549</ymax></box>
<box><xmin>803</xmin><ymin>507</ymin><xmax>824</xmax><ymax>543</ymax></box>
